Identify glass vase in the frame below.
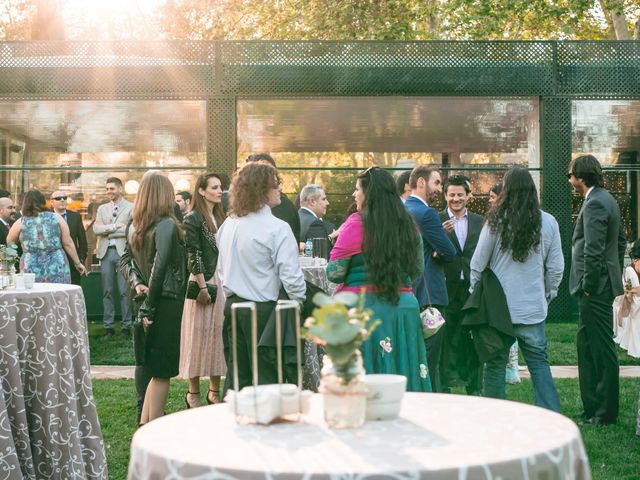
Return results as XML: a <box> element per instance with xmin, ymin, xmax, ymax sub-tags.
<box><xmin>320</xmin><ymin>350</ymin><xmax>367</xmax><ymax>429</ymax></box>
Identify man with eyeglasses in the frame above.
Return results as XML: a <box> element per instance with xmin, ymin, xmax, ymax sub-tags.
<box><xmin>93</xmin><ymin>177</ymin><xmax>133</xmax><ymax>338</ymax></box>
<box><xmin>50</xmin><ymin>191</ymin><xmax>88</xmax><ymax>286</ymax></box>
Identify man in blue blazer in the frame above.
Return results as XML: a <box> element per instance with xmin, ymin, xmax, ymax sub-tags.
<box><xmin>406</xmin><ymin>166</ymin><xmax>456</xmax><ymax>392</ymax></box>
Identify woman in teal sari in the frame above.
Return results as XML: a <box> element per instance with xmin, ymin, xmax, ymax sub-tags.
<box><xmin>326</xmin><ymin>167</ymin><xmax>431</xmax><ymax>392</ymax></box>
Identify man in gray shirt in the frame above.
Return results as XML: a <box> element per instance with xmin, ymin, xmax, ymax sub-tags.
<box><xmin>470</xmin><ymin>166</ymin><xmax>563</xmax><ymax>411</ymax></box>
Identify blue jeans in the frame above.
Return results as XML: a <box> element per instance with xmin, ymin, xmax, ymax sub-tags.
<box><xmin>484</xmin><ymin>322</ymin><xmax>560</xmax><ymax>412</ymax></box>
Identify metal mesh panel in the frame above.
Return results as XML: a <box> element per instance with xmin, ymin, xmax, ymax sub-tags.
<box><xmin>541</xmin><ymin>97</ymin><xmax>574</xmax><ymax>321</ymax></box>
<box><xmin>0</xmin><ymin>42</ymin><xmax>216</xmax><ymax>99</ymax></box>
<box><xmin>557</xmin><ymin>41</ymin><xmax>640</xmax><ymax>97</ymax></box>
<box><xmin>207</xmin><ymin>98</ymin><xmax>236</xmax><ymax>178</ymax></box>
<box><xmin>220</xmin><ymin>41</ymin><xmax>554</xmax><ymax>96</ymax></box>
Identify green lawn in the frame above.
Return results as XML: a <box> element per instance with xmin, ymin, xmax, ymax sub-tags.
<box><xmin>94</xmin><ymin>378</ymin><xmax>640</xmax><ymax>480</ymax></box>
<box><xmin>87</xmin><ymin>321</ymin><xmax>640</xmax><ymax>367</ymax></box>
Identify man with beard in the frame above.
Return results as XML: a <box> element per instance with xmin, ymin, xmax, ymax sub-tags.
<box><xmin>405</xmin><ymin>166</ymin><xmax>456</xmax><ymax>392</ymax></box>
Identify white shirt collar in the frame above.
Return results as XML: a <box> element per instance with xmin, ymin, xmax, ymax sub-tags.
<box><xmin>409</xmin><ymin>193</ymin><xmax>429</xmax><ymax>207</ymax></box>
<box><xmin>585</xmin><ymin>186</ymin><xmax>595</xmax><ymax>199</ymax></box>
<box><xmin>300</xmin><ymin>206</ymin><xmax>318</xmax><ymax>219</ymax></box>
<box><xmin>447</xmin><ymin>207</ymin><xmax>468</xmax><ymax>219</ymax></box>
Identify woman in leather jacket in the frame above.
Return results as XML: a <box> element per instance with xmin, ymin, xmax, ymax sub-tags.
<box><xmin>121</xmin><ymin>172</ymin><xmax>187</xmax><ymax>425</ymax></box>
<box><xmin>179</xmin><ymin>173</ymin><xmax>227</xmax><ymax>408</ymax></box>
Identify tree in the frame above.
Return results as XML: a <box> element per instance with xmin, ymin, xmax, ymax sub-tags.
<box><xmin>0</xmin><ymin>0</ymin><xmax>35</xmax><ymax>40</ymax></box>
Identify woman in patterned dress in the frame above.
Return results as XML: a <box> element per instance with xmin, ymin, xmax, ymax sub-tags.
<box><xmin>7</xmin><ymin>190</ymin><xmax>87</xmax><ymax>282</ymax></box>
<box><xmin>180</xmin><ymin>173</ymin><xmax>227</xmax><ymax>408</ymax></box>
<box><xmin>326</xmin><ymin>167</ymin><xmax>431</xmax><ymax>392</ymax></box>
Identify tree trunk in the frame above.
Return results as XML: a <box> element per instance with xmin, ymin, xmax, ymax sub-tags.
<box><xmin>31</xmin><ymin>0</ymin><xmax>65</xmax><ymax>40</ymax></box>
<box><xmin>599</xmin><ymin>0</ymin><xmax>631</xmax><ymax>40</ymax></box>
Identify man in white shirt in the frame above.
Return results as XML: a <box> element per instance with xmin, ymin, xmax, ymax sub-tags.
<box><xmin>438</xmin><ymin>175</ymin><xmax>484</xmax><ymax>394</ymax></box>
<box><xmin>217</xmin><ymin>161</ymin><xmax>306</xmax><ymax>391</ymax></box>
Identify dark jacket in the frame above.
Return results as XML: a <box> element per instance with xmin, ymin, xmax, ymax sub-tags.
<box><xmin>569</xmin><ymin>186</ymin><xmax>626</xmax><ymax>297</ymax></box>
<box><xmin>405</xmin><ymin>195</ymin><xmax>456</xmax><ymax>307</ymax></box>
<box><xmin>120</xmin><ymin>217</ymin><xmax>187</xmax><ymax>321</ymax></box>
<box><xmin>184</xmin><ymin>210</ymin><xmax>218</xmax><ymax>281</ymax></box>
<box><xmin>273</xmin><ymin>193</ymin><xmax>301</xmax><ymax>243</ymax></box>
<box><xmin>438</xmin><ymin>209</ymin><xmax>484</xmax><ymax>307</ymax></box>
<box><xmin>64</xmin><ymin>209</ymin><xmax>88</xmax><ymax>286</ymax></box>
<box><xmin>461</xmin><ymin>268</ymin><xmax>515</xmax><ymax>362</ymax></box>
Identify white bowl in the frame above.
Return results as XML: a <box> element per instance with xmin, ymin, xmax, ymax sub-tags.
<box><xmin>365</xmin><ymin>400</ymin><xmax>402</xmax><ymax>421</ymax></box>
<box><xmin>364</xmin><ymin>374</ymin><xmax>407</xmax><ymax>403</ymax></box>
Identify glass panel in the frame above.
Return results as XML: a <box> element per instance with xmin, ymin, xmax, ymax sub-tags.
<box><xmin>237</xmin><ymin>97</ymin><xmax>538</xmax><ymax>168</ymax></box>
<box><xmin>572</xmin><ymin>100</ymin><xmax>640</xmax><ymax>241</ymax></box>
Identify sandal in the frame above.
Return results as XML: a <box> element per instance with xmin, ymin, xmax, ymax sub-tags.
<box><xmin>207</xmin><ymin>389</ymin><xmax>220</xmax><ymax>405</ymax></box>
<box><xmin>185</xmin><ymin>391</ymin><xmax>202</xmax><ymax>409</ymax></box>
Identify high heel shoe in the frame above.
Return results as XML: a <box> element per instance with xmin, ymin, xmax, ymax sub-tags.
<box><xmin>207</xmin><ymin>389</ymin><xmax>220</xmax><ymax>405</ymax></box>
<box><xmin>185</xmin><ymin>391</ymin><xmax>202</xmax><ymax>409</ymax></box>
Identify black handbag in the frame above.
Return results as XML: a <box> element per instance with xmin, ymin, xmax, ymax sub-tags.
<box><xmin>186</xmin><ymin>281</ymin><xmax>218</xmax><ymax>301</ymax></box>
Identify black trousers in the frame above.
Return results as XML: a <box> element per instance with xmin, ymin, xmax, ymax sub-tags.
<box><xmin>222</xmin><ymin>295</ymin><xmax>277</xmax><ymax>398</ymax></box>
<box><xmin>577</xmin><ymin>286</ymin><xmax>619</xmax><ymax>422</ymax></box>
<box><xmin>442</xmin><ymin>305</ymin><xmax>483</xmax><ymax>394</ymax></box>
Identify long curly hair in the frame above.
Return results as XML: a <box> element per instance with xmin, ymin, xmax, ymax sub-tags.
<box><xmin>486</xmin><ymin>166</ymin><xmax>541</xmax><ymax>263</ymax></box>
<box><xmin>229</xmin><ymin>161</ymin><xmax>278</xmax><ymax>217</ymax></box>
<box><xmin>358</xmin><ymin>167</ymin><xmax>420</xmax><ymax>304</ymax></box>
<box><xmin>131</xmin><ymin>173</ymin><xmax>183</xmax><ymax>251</ymax></box>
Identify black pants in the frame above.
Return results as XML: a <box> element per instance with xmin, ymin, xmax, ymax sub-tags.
<box><xmin>577</xmin><ymin>286</ymin><xmax>619</xmax><ymax>422</ymax></box>
<box><xmin>442</xmin><ymin>305</ymin><xmax>483</xmax><ymax>394</ymax></box>
<box><xmin>222</xmin><ymin>295</ymin><xmax>277</xmax><ymax>398</ymax></box>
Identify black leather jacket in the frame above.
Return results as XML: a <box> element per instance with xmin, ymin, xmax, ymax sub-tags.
<box><xmin>120</xmin><ymin>217</ymin><xmax>187</xmax><ymax>320</ymax></box>
<box><xmin>184</xmin><ymin>210</ymin><xmax>218</xmax><ymax>280</ymax></box>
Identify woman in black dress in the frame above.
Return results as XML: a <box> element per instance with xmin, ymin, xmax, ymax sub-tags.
<box><xmin>121</xmin><ymin>172</ymin><xmax>187</xmax><ymax>425</ymax></box>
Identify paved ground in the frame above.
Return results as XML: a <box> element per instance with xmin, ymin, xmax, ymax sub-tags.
<box><xmin>90</xmin><ymin>365</ymin><xmax>640</xmax><ymax>380</ymax></box>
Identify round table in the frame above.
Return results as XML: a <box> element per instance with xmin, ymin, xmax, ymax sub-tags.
<box><xmin>0</xmin><ymin>283</ymin><xmax>108</xmax><ymax>480</ymax></box>
<box><xmin>128</xmin><ymin>393</ymin><xmax>590</xmax><ymax>480</ymax></box>
<box><xmin>301</xmin><ymin>265</ymin><xmax>337</xmax><ymax>296</ymax></box>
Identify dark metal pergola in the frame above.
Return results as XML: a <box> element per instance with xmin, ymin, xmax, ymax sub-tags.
<box><xmin>1</xmin><ymin>40</ymin><xmax>639</xmax><ymax>320</ymax></box>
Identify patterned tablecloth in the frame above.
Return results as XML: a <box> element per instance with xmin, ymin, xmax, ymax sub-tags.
<box><xmin>0</xmin><ymin>283</ymin><xmax>108</xmax><ymax>480</ymax></box>
<box><xmin>129</xmin><ymin>393</ymin><xmax>591</xmax><ymax>480</ymax></box>
<box><xmin>301</xmin><ymin>265</ymin><xmax>337</xmax><ymax>296</ymax></box>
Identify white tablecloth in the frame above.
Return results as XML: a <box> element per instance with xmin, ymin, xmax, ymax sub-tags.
<box><xmin>128</xmin><ymin>393</ymin><xmax>590</xmax><ymax>480</ymax></box>
<box><xmin>0</xmin><ymin>283</ymin><xmax>108</xmax><ymax>479</ymax></box>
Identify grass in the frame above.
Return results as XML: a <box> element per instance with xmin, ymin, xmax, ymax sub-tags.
<box><xmin>87</xmin><ymin>321</ymin><xmax>640</xmax><ymax>367</ymax></box>
<box><xmin>93</xmin><ymin>378</ymin><xmax>640</xmax><ymax>480</ymax></box>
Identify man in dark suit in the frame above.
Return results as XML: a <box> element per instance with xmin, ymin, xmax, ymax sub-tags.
<box><xmin>246</xmin><ymin>153</ymin><xmax>301</xmax><ymax>242</ymax></box>
<box><xmin>0</xmin><ymin>196</ymin><xmax>17</xmax><ymax>245</ymax></box>
<box><xmin>568</xmin><ymin>155</ymin><xmax>626</xmax><ymax>426</ymax></box>
<box><xmin>298</xmin><ymin>184</ymin><xmax>335</xmax><ymax>255</ymax></box>
<box><xmin>51</xmin><ymin>191</ymin><xmax>88</xmax><ymax>286</ymax></box>
<box><xmin>438</xmin><ymin>175</ymin><xmax>484</xmax><ymax>394</ymax></box>
<box><xmin>406</xmin><ymin>165</ymin><xmax>456</xmax><ymax>392</ymax></box>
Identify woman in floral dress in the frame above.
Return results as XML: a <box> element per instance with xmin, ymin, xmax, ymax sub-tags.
<box><xmin>8</xmin><ymin>190</ymin><xmax>86</xmax><ymax>282</ymax></box>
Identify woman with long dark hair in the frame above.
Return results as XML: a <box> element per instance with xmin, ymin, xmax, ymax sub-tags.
<box><xmin>179</xmin><ymin>173</ymin><xmax>227</xmax><ymax>408</ymax></box>
<box><xmin>470</xmin><ymin>166</ymin><xmax>563</xmax><ymax>411</ymax></box>
<box><xmin>8</xmin><ymin>189</ymin><xmax>87</xmax><ymax>282</ymax></box>
<box><xmin>327</xmin><ymin>166</ymin><xmax>431</xmax><ymax>392</ymax></box>
<box><xmin>121</xmin><ymin>173</ymin><xmax>187</xmax><ymax>424</ymax></box>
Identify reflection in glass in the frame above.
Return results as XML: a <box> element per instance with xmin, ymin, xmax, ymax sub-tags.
<box><xmin>572</xmin><ymin>100</ymin><xmax>640</xmax><ymax>241</ymax></box>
